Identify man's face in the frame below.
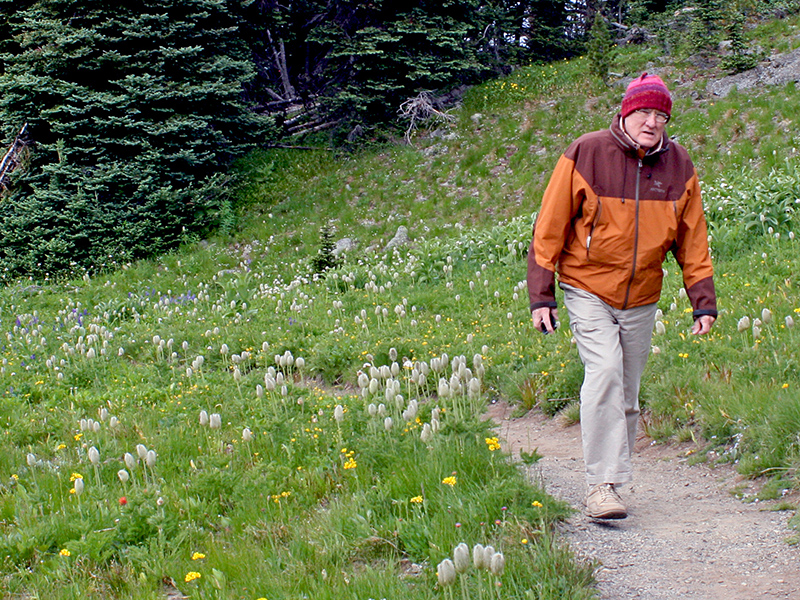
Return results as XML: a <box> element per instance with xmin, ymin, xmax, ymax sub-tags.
<box><xmin>623</xmin><ymin>108</ymin><xmax>669</xmax><ymax>149</ymax></box>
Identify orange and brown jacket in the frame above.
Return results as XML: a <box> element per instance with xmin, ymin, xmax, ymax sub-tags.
<box><xmin>527</xmin><ymin>114</ymin><xmax>717</xmax><ymax>318</ymax></box>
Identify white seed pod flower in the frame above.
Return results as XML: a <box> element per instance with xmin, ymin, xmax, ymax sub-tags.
<box><xmin>136</xmin><ymin>444</ymin><xmax>148</xmax><ymax>459</ymax></box>
<box><xmin>109</xmin><ymin>416</ymin><xmax>119</xmax><ymax>429</ymax></box>
<box><xmin>482</xmin><ymin>545</ymin><xmax>495</xmax><ymax>570</ymax></box>
<box><xmin>384</xmin><ymin>416</ymin><xmax>393</xmax><ymax>432</ymax></box>
<box><xmin>678</xmin><ymin>288</ymin><xmax>688</xmax><ymax>300</ymax></box>
<box><xmin>256</xmin><ymin>384</ymin><xmax>264</xmax><ymax>398</ymax></box>
<box><xmin>377</xmin><ymin>403</ymin><xmax>387</xmax><ymax>417</ymax></box>
<box><xmin>93</xmin><ymin>421</ymin><xmax>101</xmax><ymax>433</ymax></box>
<box><xmin>243</xmin><ymin>427</ymin><xmax>253</xmax><ymax>442</ymax></box>
<box><xmin>368</xmin><ymin>403</ymin><xmax>378</xmax><ymax>417</ymax></box>
<box><xmin>761</xmin><ymin>308</ymin><xmax>773</xmax><ymax>324</ymax></box>
<box><xmin>368</xmin><ymin>378</ymin><xmax>379</xmax><ymax>395</ymax></box>
<box><xmin>199</xmin><ymin>410</ymin><xmax>209</xmax><ymax>426</ymax></box>
<box><xmin>145</xmin><ymin>450</ymin><xmax>157</xmax><ymax>468</ymax></box>
<box><xmin>437</xmin><ymin>558</ymin><xmax>456</xmax><ymax>587</ymax></box>
<box><xmin>88</xmin><ymin>446</ymin><xmax>100</xmax><ymax>465</ymax></box>
<box><xmin>357</xmin><ymin>372</ymin><xmax>370</xmax><ymax>389</ymax></box>
<box><xmin>220</xmin><ymin>343</ymin><xmax>229</xmax><ymax>356</ymax></box>
<box><xmin>420</xmin><ymin>423</ymin><xmax>433</xmax><ymax>444</ymax></box>
<box><xmin>86</xmin><ymin>347</ymin><xmax>96</xmax><ymax>359</ymax></box>
<box><xmin>737</xmin><ymin>316</ymin><xmax>751</xmax><ymax>332</ymax></box>
<box><xmin>73</xmin><ymin>477</ymin><xmax>84</xmax><ymax>496</ymax></box>
<box><xmin>124</xmin><ymin>452</ymin><xmax>137</xmax><ymax>470</ymax></box>
<box><xmin>473</xmin><ymin>543</ymin><xmax>486</xmax><ymax>569</ymax></box>
<box><xmin>334</xmin><ymin>405</ymin><xmax>345</xmax><ymax>423</ymax></box>
<box><xmin>453</xmin><ymin>543</ymin><xmax>470</xmax><ymax>573</ymax></box>
<box><xmin>295</xmin><ymin>357</ymin><xmax>305</xmax><ymax>370</ymax></box>
<box><xmin>786</xmin><ymin>315</ymin><xmax>795</xmax><ymax>329</ymax></box>
<box><xmin>209</xmin><ymin>413</ymin><xmax>222</xmax><ymax>429</ymax></box>
<box><xmin>27</xmin><ymin>453</ymin><xmax>36</xmax><ymax>467</ymax></box>
<box><xmin>117</xmin><ymin>469</ymin><xmax>129</xmax><ymax>483</ymax></box>
<box><xmin>99</xmin><ymin>407</ymin><xmax>109</xmax><ymax>421</ymax></box>
<box><xmin>752</xmin><ymin>325</ymin><xmax>761</xmax><ymax>339</ymax></box>
<box><xmin>489</xmin><ymin>551</ymin><xmax>505</xmax><ymax>576</ymax></box>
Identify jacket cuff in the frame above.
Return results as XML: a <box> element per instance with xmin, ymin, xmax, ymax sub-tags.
<box><xmin>530</xmin><ymin>301</ymin><xmax>558</xmax><ymax>311</ymax></box>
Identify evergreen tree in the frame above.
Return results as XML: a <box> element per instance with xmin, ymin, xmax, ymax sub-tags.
<box><xmin>587</xmin><ymin>10</ymin><xmax>616</xmax><ymax>84</ymax></box>
<box><xmin>0</xmin><ymin>0</ymin><xmax>274</xmax><ymax>278</ymax></box>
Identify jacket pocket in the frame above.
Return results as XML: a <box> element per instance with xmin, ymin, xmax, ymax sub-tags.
<box><xmin>585</xmin><ymin>199</ymin><xmax>603</xmax><ymax>260</ymax></box>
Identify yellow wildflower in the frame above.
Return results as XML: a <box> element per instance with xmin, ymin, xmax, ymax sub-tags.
<box><xmin>191</xmin><ymin>552</ymin><xmax>206</xmax><ymax>560</ymax></box>
<box><xmin>184</xmin><ymin>571</ymin><xmax>202</xmax><ymax>583</ymax></box>
<box><xmin>532</xmin><ymin>500</ymin><xmax>543</xmax><ymax>508</ymax></box>
<box><xmin>59</xmin><ymin>549</ymin><xmax>71</xmax><ymax>557</ymax></box>
<box><xmin>69</xmin><ymin>473</ymin><xmax>83</xmax><ymax>482</ymax></box>
<box><xmin>343</xmin><ymin>458</ymin><xmax>357</xmax><ymax>469</ymax></box>
<box><xmin>485</xmin><ymin>437</ymin><xmax>501</xmax><ymax>452</ymax></box>
<box><xmin>442</xmin><ymin>476</ymin><xmax>457</xmax><ymax>486</ymax></box>
<box><xmin>410</xmin><ymin>495</ymin><xmax>423</xmax><ymax>504</ymax></box>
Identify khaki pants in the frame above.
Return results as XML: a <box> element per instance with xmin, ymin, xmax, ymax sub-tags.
<box><xmin>561</xmin><ymin>284</ymin><xmax>658</xmax><ymax>486</ymax></box>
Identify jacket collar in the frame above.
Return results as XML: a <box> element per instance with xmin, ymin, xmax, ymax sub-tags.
<box><xmin>610</xmin><ymin>113</ymin><xmax>670</xmax><ymax>159</ymax></box>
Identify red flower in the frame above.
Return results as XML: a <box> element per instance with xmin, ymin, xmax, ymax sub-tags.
<box><xmin>119</xmin><ymin>496</ymin><xmax>127</xmax><ymax>506</ymax></box>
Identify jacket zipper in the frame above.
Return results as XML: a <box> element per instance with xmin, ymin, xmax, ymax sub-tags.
<box><xmin>623</xmin><ymin>158</ymin><xmax>643</xmax><ymax>309</ymax></box>
<box><xmin>585</xmin><ymin>199</ymin><xmax>603</xmax><ymax>259</ymax></box>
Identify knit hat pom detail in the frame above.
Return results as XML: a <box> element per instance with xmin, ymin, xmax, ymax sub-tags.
<box><xmin>621</xmin><ymin>72</ymin><xmax>672</xmax><ymax>119</ymax></box>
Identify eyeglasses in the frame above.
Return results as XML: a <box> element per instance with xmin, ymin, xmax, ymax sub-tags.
<box><xmin>633</xmin><ymin>109</ymin><xmax>670</xmax><ymax>124</ymax></box>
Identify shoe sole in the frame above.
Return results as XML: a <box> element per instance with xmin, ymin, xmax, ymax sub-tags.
<box><xmin>587</xmin><ymin>509</ymin><xmax>627</xmax><ymax>519</ymax></box>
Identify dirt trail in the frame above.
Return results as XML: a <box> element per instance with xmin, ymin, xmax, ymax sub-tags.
<box><xmin>488</xmin><ymin>402</ymin><xmax>800</xmax><ymax>600</ymax></box>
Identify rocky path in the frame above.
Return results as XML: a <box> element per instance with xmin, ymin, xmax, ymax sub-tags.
<box><xmin>488</xmin><ymin>402</ymin><xmax>800</xmax><ymax>600</ymax></box>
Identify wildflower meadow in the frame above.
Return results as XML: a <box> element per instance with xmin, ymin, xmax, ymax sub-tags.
<box><xmin>4</xmin><ymin>15</ymin><xmax>800</xmax><ymax>598</ymax></box>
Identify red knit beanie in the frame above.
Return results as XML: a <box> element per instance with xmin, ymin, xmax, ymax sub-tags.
<box><xmin>621</xmin><ymin>73</ymin><xmax>672</xmax><ymax>119</ymax></box>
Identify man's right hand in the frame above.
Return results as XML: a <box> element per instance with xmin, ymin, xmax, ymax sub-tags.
<box><xmin>532</xmin><ymin>307</ymin><xmax>558</xmax><ymax>334</ymax></box>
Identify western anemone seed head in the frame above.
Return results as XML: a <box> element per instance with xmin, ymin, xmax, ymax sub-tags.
<box><xmin>655</xmin><ymin>321</ymin><xmax>666</xmax><ymax>335</ymax></box>
<box><xmin>256</xmin><ymin>384</ymin><xmax>264</xmax><ymax>398</ymax></box>
<box><xmin>145</xmin><ymin>450</ymin><xmax>157</xmax><ymax>468</ymax></box>
<box><xmin>117</xmin><ymin>469</ymin><xmax>129</xmax><ymax>483</ymax></box>
<box><xmin>243</xmin><ymin>427</ymin><xmax>253</xmax><ymax>442</ymax></box>
<box><xmin>384</xmin><ymin>417</ymin><xmax>393</xmax><ymax>431</ymax></box>
<box><xmin>389</xmin><ymin>347</ymin><xmax>398</xmax><ymax>361</ymax></box>
<box><xmin>378</xmin><ymin>403</ymin><xmax>387</xmax><ymax>417</ymax></box>
<box><xmin>99</xmin><ymin>407</ymin><xmax>109</xmax><ymax>421</ymax></box>
<box><xmin>437</xmin><ymin>559</ymin><xmax>456</xmax><ymax>586</ymax></box>
<box><xmin>357</xmin><ymin>372</ymin><xmax>370</xmax><ymax>389</ymax></box>
<box><xmin>737</xmin><ymin>316</ymin><xmax>750</xmax><ymax>332</ymax></box>
<box><xmin>420</xmin><ymin>423</ymin><xmax>433</xmax><ymax>444</ymax></box>
<box><xmin>136</xmin><ymin>444</ymin><xmax>148</xmax><ymax>460</ymax></box>
<box><xmin>334</xmin><ymin>405</ymin><xmax>345</xmax><ymax>423</ymax></box>
<box><xmin>88</xmin><ymin>446</ymin><xmax>100</xmax><ymax>465</ymax></box>
<box><xmin>199</xmin><ymin>410</ymin><xmax>209</xmax><ymax>426</ymax></box>
<box><xmin>761</xmin><ymin>308</ymin><xmax>773</xmax><ymax>324</ymax></box>
<box><xmin>368</xmin><ymin>378</ymin><xmax>379</xmax><ymax>395</ymax></box>
<box><xmin>482</xmin><ymin>545</ymin><xmax>495</xmax><ymax>570</ymax></box>
<box><xmin>368</xmin><ymin>403</ymin><xmax>378</xmax><ymax>417</ymax></box>
<box><xmin>453</xmin><ymin>543</ymin><xmax>470</xmax><ymax>573</ymax></box>
<box><xmin>489</xmin><ymin>552</ymin><xmax>505</xmax><ymax>576</ymax></box>
<box><xmin>220</xmin><ymin>344</ymin><xmax>229</xmax><ymax>356</ymax></box>
<box><xmin>472</xmin><ymin>543</ymin><xmax>485</xmax><ymax>569</ymax></box>
<box><xmin>27</xmin><ymin>453</ymin><xmax>36</xmax><ymax>467</ymax></box>
<box><xmin>295</xmin><ymin>357</ymin><xmax>305</xmax><ymax>370</ymax></box>
<box><xmin>73</xmin><ymin>477</ymin><xmax>84</xmax><ymax>496</ymax></box>
<box><xmin>786</xmin><ymin>315</ymin><xmax>795</xmax><ymax>329</ymax></box>
<box><xmin>209</xmin><ymin>413</ymin><xmax>222</xmax><ymax>429</ymax></box>
<box><xmin>109</xmin><ymin>416</ymin><xmax>119</xmax><ymax>428</ymax></box>
<box><xmin>752</xmin><ymin>325</ymin><xmax>761</xmax><ymax>339</ymax></box>
<box><xmin>124</xmin><ymin>452</ymin><xmax>137</xmax><ymax>470</ymax></box>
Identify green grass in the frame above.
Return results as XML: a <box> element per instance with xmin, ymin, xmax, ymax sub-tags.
<box><xmin>3</xmin><ymin>9</ymin><xmax>800</xmax><ymax>598</ymax></box>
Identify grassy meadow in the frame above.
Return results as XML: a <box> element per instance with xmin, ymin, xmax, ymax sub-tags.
<box><xmin>3</xmin><ymin>12</ymin><xmax>800</xmax><ymax>599</ymax></box>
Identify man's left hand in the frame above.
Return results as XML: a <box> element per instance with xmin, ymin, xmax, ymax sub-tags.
<box><xmin>691</xmin><ymin>315</ymin><xmax>716</xmax><ymax>335</ymax></box>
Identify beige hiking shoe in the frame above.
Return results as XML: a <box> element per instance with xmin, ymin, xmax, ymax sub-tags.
<box><xmin>586</xmin><ymin>483</ymin><xmax>627</xmax><ymax>519</ymax></box>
